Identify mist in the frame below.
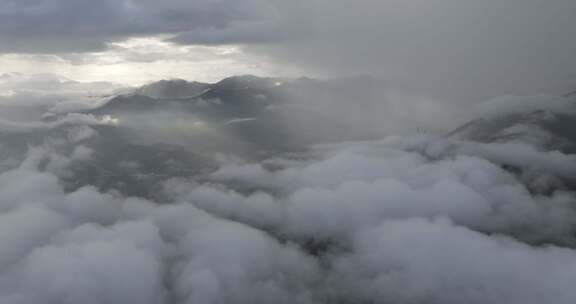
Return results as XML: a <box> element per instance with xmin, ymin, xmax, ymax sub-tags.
<box><xmin>249</xmin><ymin>0</ymin><xmax>576</xmax><ymax>102</ymax></box>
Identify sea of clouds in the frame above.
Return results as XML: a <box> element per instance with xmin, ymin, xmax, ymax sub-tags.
<box><xmin>0</xmin><ymin>112</ymin><xmax>575</xmax><ymax>304</ymax></box>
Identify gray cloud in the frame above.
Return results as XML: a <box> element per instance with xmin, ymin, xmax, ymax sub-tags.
<box><xmin>246</xmin><ymin>0</ymin><xmax>576</xmax><ymax>101</ymax></box>
<box><xmin>5</xmin><ymin>0</ymin><xmax>574</xmax><ymax>103</ymax></box>
<box><xmin>170</xmin><ymin>20</ymin><xmax>282</xmax><ymax>46</ymax></box>
<box><xmin>0</xmin><ymin>0</ymin><xmax>278</xmax><ymax>53</ymax></box>
<box><xmin>2</xmin><ymin>0</ymin><xmax>575</xmax><ymax>103</ymax></box>
<box><xmin>0</xmin><ymin>73</ymin><xmax>126</xmax><ymax>108</ymax></box>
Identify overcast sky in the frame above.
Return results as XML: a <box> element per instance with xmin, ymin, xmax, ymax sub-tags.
<box><xmin>1</xmin><ymin>0</ymin><xmax>576</xmax><ymax>100</ymax></box>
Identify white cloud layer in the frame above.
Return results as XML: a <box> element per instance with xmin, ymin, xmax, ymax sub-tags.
<box><xmin>0</xmin><ymin>120</ymin><xmax>575</xmax><ymax>303</ymax></box>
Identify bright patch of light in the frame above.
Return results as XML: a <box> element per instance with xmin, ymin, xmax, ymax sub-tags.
<box><xmin>193</xmin><ymin>121</ymin><xmax>207</xmax><ymax>128</ymax></box>
<box><xmin>99</xmin><ymin>115</ymin><xmax>120</xmax><ymax>125</ymax></box>
<box><xmin>0</xmin><ymin>90</ymin><xmax>15</xmax><ymax>97</ymax></box>
<box><xmin>225</xmin><ymin>118</ymin><xmax>256</xmax><ymax>125</ymax></box>
<box><xmin>0</xmin><ymin>36</ymin><xmax>304</xmax><ymax>86</ymax></box>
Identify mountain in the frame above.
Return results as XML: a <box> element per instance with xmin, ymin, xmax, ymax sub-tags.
<box><xmin>135</xmin><ymin>79</ymin><xmax>210</xmax><ymax>99</ymax></box>
<box><xmin>448</xmin><ymin>95</ymin><xmax>576</xmax><ymax>153</ymax></box>
<box><xmin>81</xmin><ymin>76</ymin><xmax>374</xmax><ymax>153</ymax></box>
<box><xmin>446</xmin><ymin>94</ymin><xmax>576</xmax><ymax>191</ymax></box>
<box><xmin>89</xmin><ymin>76</ymin><xmax>287</xmax><ymax>117</ymax></box>
<box><xmin>2</xmin><ymin>76</ymin><xmax>376</xmax><ymax>198</ymax></box>
<box><xmin>9</xmin><ymin>76</ymin><xmax>573</xmax><ymax>198</ymax></box>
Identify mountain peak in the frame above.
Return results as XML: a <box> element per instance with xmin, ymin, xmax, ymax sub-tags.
<box><xmin>136</xmin><ymin>79</ymin><xmax>210</xmax><ymax>99</ymax></box>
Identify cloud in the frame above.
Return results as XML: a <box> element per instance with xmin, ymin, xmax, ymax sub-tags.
<box><xmin>475</xmin><ymin>95</ymin><xmax>576</xmax><ymax>117</ymax></box>
<box><xmin>0</xmin><ymin>152</ymin><xmax>321</xmax><ymax>304</ymax></box>
<box><xmin>17</xmin><ymin>223</ymin><xmax>166</xmax><ymax>304</ymax></box>
<box><xmin>329</xmin><ymin>218</ymin><xmax>576</xmax><ymax>304</ymax></box>
<box><xmin>0</xmin><ymin>0</ymin><xmax>280</xmax><ymax>53</ymax></box>
<box><xmin>2</xmin><ymin>0</ymin><xmax>575</xmax><ymax>102</ymax></box>
<box><xmin>246</xmin><ymin>0</ymin><xmax>576</xmax><ymax>101</ymax></box>
<box><xmin>170</xmin><ymin>20</ymin><xmax>284</xmax><ymax>46</ymax></box>
<box><xmin>0</xmin><ymin>113</ymin><xmax>119</xmax><ymax>134</ymax></box>
<box><xmin>0</xmin><ymin>131</ymin><xmax>575</xmax><ymax>303</ymax></box>
<box><xmin>0</xmin><ymin>73</ymin><xmax>126</xmax><ymax>116</ymax></box>
<box><xmin>0</xmin><ymin>41</ymin><xmax>296</xmax><ymax>86</ymax></box>
<box><xmin>197</xmin><ymin>136</ymin><xmax>576</xmax><ymax>245</ymax></box>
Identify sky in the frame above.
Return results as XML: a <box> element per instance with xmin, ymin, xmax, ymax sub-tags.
<box><xmin>1</xmin><ymin>0</ymin><xmax>575</xmax><ymax>101</ymax></box>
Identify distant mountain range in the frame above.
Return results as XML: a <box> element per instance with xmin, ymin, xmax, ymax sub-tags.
<box><xmin>448</xmin><ymin>96</ymin><xmax>576</xmax><ymax>153</ymax></box>
<box><xmin>0</xmin><ymin>76</ymin><xmax>377</xmax><ymax>197</ymax></box>
<box><xmin>1</xmin><ymin>75</ymin><xmax>574</xmax><ymax>197</ymax></box>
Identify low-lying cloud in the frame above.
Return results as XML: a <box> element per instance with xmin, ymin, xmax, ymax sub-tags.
<box><xmin>0</xmin><ymin>109</ymin><xmax>575</xmax><ymax>303</ymax></box>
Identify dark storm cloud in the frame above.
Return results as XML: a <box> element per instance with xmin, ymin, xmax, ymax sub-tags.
<box><xmin>0</xmin><ymin>0</ymin><xmax>279</xmax><ymax>53</ymax></box>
